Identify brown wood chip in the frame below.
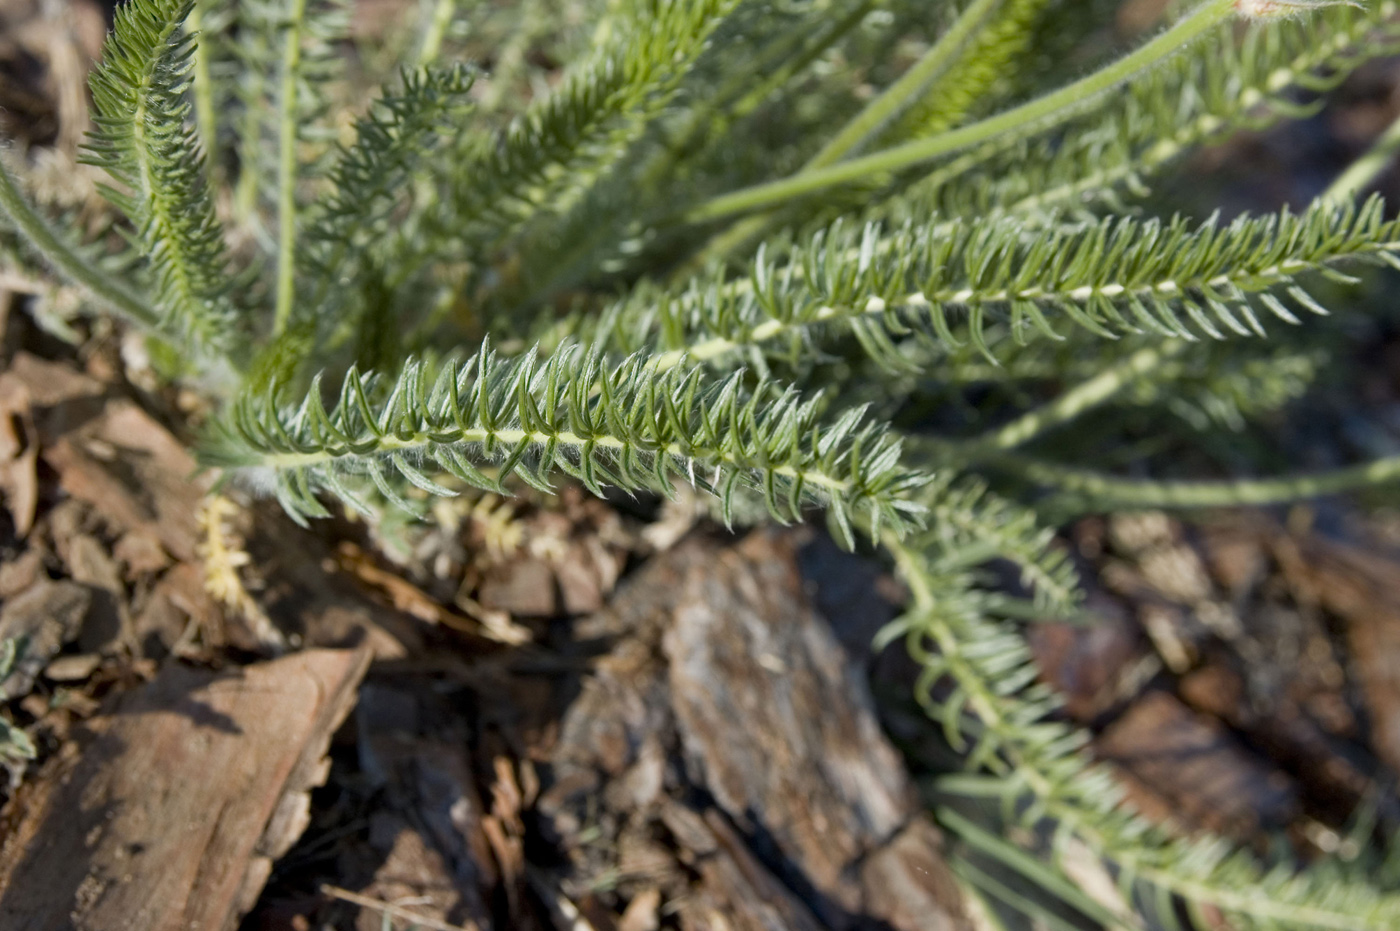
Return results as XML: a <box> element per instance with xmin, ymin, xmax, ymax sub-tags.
<box><xmin>0</xmin><ymin>647</ymin><xmax>371</xmax><ymax>931</ymax></box>
<box><xmin>1096</xmin><ymin>690</ymin><xmax>1299</xmax><ymax>839</ymax></box>
<box><xmin>0</xmin><ymin>578</ymin><xmax>90</xmax><ymax>700</ymax></box>
<box><xmin>539</xmin><ymin>529</ymin><xmax>970</xmax><ymax>931</ymax></box>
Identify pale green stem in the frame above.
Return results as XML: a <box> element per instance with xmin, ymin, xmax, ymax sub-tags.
<box><xmin>884</xmin><ymin>528</ymin><xmax>1069</xmax><ymax>776</ymax></box>
<box><xmin>273</xmin><ymin>0</ymin><xmax>309</xmax><ymax>335</ymax></box>
<box><xmin>258</xmin><ymin>425</ymin><xmax>856</xmax><ymax>494</ymax></box>
<box><xmin>1321</xmin><ymin>107</ymin><xmax>1400</xmax><ymax>205</ymax></box>
<box><xmin>1013</xmin><ymin>6</ymin><xmax>1383</xmax><ymax>218</ymax></box>
<box><xmin>809</xmin><ymin>0</ymin><xmax>1006</xmax><ymax>170</ymax></box>
<box><xmin>916</xmin><ymin>0</ymin><xmax>1397</xmax><ymax>220</ymax></box>
<box><xmin>953</xmin><ymin>860</ymin><xmax>1102</xmax><ymax>931</ymax></box>
<box><xmin>976</xmin><ymin>593</ymin><xmax>1090</xmax><ymax>624</ymax></box>
<box><xmin>654</xmin><ymin>0</ymin><xmax>875</xmax><ymax>191</ymax></box>
<box><xmin>188</xmin><ymin>1</ymin><xmax>220</xmax><ymax>188</ymax></box>
<box><xmin>1018</xmin><ymin>453</ymin><xmax>1400</xmax><ymax>510</ymax></box>
<box><xmin>694</xmin><ymin>0</ymin><xmax>1006</xmax><ymax>265</ymax></box>
<box><xmin>956</xmin><ymin>341</ymin><xmax>1188</xmax><ymax>456</ymax></box>
<box><xmin>232</xmin><ymin>8</ymin><xmax>268</xmax><ymax>228</ymax></box>
<box><xmin>233</xmin><ymin>103</ymin><xmax>262</xmax><ymax>225</ymax></box>
<box><xmin>648</xmin><ymin>272</ymin><xmax>1192</xmax><ymax>380</ymax></box>
<box><xmin>937</xmin><ymin>808</ymin><xmax>1136</xmax><ymax>931</ymax></box>
<box><xmin>0</xmin><ymin>154</ymin><xmax>160</xmax><ymax>329</ymax></box>
<box><xmin>685</xmin><ymin>0</ymin><xmax>1236</xmax><ymax>223</ymax></box>
<box><xmin>416</xmin><ymin>0</ymin><xmax>457</xmax><ymax>67</ymax></box>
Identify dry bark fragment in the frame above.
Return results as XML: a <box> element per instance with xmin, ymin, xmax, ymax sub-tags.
<box><xmin>41</xmin><ymin>397</ymin><xmax>207</xmax><ymax>565</ymax></box>
<box><xmin>6</xmin><ymin>352</ymin><xmax>104</xmax><ymax>410</ymax></box>
<box><xmin>0</xmin><ymin>578</ymin><xmax>90</xmax><ymax>699</ymax></box>
<box><xmin>352</xmin><ymin>682</ymin><xmax>498</xmax><ymax>930</ymax></box>
<box><xmin>63</xmin><ymin>532</ymin><xmax>129</xmax><ymax>654</ymax></box>
<box><xmin>1096</xmin><ymin>690</ymin><xmax>1299</xmax><ymax>840</ymax></box>
<box><xmin>0</xmin><ymin>647</ymin><xmax>371</xmax><ymax>931</ymax></box>
<box><xmin>0</xmin><ymin>548</ymin><xmax>45</xmax><ymax>598</ymax></box>
<box><xmin>539</xmin><ymin>529</ymin><xmax>970</xmax><ymax>931</ymax></box>
<box><xmin>1178</xmin><ymin>652</ymin><xmax>1378</xmax><ymax>827</ymax></box>
<box><xmin>242</xmin><ymin>501</ymin><xmax>427</xmax><ymax>658</ymax></box>
<box><xmin>350</xmin><ymin>819</ymin><xmax>478</xmax><ymax>931</ymax></box>
<box><xmin>479</xmin><ymin>558</ymin><xmax>557</xmax><ymax>617</ymax></box>
<box><xmin>2</xmin><ymin>354</ymin><xmax>204</xmax><ymax>566</ymax></box>
<box><xmin>1285</xmin><ymin>532</ymin><xmax>1400</xmax><ymax>777</ymax></box>
<box><xmin>663</xmin><ymin>537</ymin><xmax>913</xmax><ymax>908</ymax></box>
<box><xmin>1029</xmin><ymin>592</ymin><xmax>1149</xmax><ymax>722</ymax></box>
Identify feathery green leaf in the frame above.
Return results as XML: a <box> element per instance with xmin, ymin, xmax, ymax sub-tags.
<box><xmin>584</xmin><ymin>196</ymin><xmax>1400</xmax><ymax>371</ymax></box>
<box><xmin>82</xmin><ymin>0</ymin><xmax>237</xmax><ymax>357</ymax></box>
<box><xmin>262</xmin><ymin>65</ymin><xmax>477</xmax><ymax>375</ymax></box>
<box><xmin>432</xmin><ymin>0</ymin><xmax>745</xmax><ymax>254</ymax></box>
<box><xmin>206</xmin><ymin>343</ymin><xmax>931</xmax><ymax>542</ymax></box>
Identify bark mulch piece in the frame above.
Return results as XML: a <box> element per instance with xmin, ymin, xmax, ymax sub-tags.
<box><xmin>1096</xmin><ymin>690</ymin><xmax>1300</xmax><ymax>841</ymax></box>
<box><xmin>1280</xmin><ymin>527</ymin><xmax>1400</xmax><ymax>776</ymax></box>
<box><xmin>537</xmin><ymin>528</ymin><xmax>970</xmax><ymax>931</ymax></box>
<box><xmin>0</xmin><ymin>647</ymin><xmax>371</xmax><ymax>931</ymax></box>
<box><xmin>0</xmin><ymin>578</ymin><xmax>90</xmax><ymax>699</ymax></box>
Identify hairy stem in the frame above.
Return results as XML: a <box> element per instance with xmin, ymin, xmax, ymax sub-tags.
<box><xmin>274</xmin><ymin>0</ymin><xmax>309</xmax><ymax>335</ymax></box>
<box><xmin>651</xmin><ymin>221</ymin><xmax>1371</xmax><ymax>371</ymax></box>
<box><xmin>957</xmin><ymin>342</ymin><xmax>1188</xmax><ymax>456</ymax></box>
<box><xmin>723</xmin><ymin>0</ymin><xmax>876</xmax><ymax>125</ymax></box>
<box><xmin>256</xmin><ymin>424</ymin><xmax>856</xmax><ymax>495</ymax></box>
<box><xmin>693</xmin><ymin>0</ymin><xmax>1006</xmax><ymax>266</ymax></box>
<box><xmin>532</xmin><ymin>0</ymin><xmax>876</xmax><ymax>302</ymax></box>
<box><xmin>923</xmin><ymin>3</ymin><xmax>1389</xmax><ymax>221</ymax></box>
<box><xmin>188</xmin><ymin>0</ymin><xmax>220</xmax><ymax>188</ymax></box>
<box><xmin>1018</xmin><ymin>452</ymin><xmax>1400</xmax><ymax>510</ymax></box>
<box><xmin>812</xmin><ymin>0</ymin><xmax>1007</xmax><ymax>169</ymax></box>
<box><xmin>416</xmin><ymin>0</ymin><xmax>456</xmax><ymax>66</ymax></box>
<box><xmin>684</xmin><ymin>0</ymin><xmax>1236</xmax><ymax>223</ymax></box>
<box><xmin>0</xmin><ymin>154</ymin><xmax>159</xmax><ymax>329</ymax></box>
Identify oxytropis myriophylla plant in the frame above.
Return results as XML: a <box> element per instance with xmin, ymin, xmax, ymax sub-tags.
<box><xmin>3</xmin><ymin>0</ymin><xmax>1400</xmax><ymax>926</ymax></box>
